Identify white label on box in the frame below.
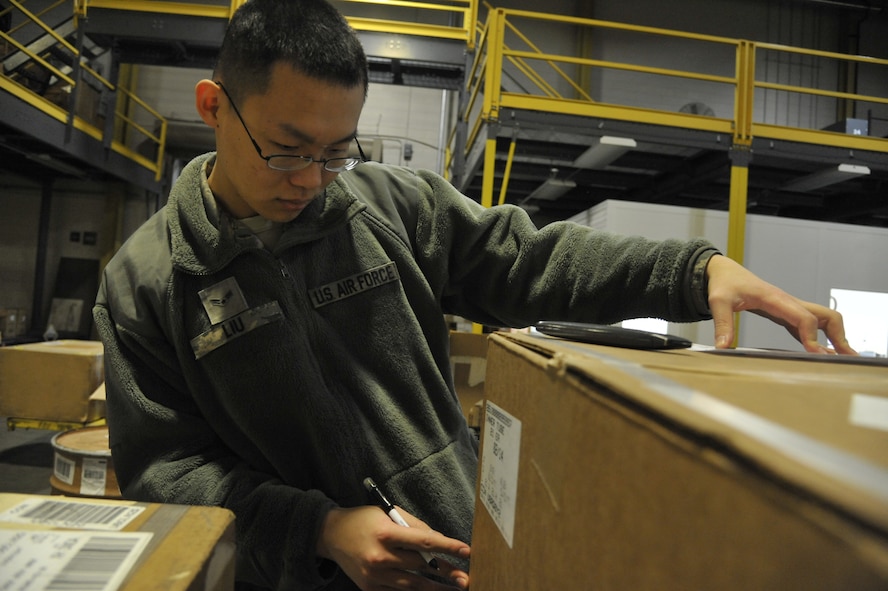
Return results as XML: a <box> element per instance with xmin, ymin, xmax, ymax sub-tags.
<box><xmin>479</xmin><ymin>401</ymin><xmax>521</xmax><ymax>548</ymax></box>
<box><xmin>54</xmin><ymin>452</ymin><xmax>75</xmax><ymax>485</ymax></box>
<box><xmin>0</xmin><ymin>498</ymin><xmax>144</xmax><ymax>531</ymax></box>
<box><xmin>0</xmin><ymin>529</ymin><xmax>151</xmax><ymax>591</ymax></box>
<box><xmin>849</xmin><ymin>394</ymin><xmax>888</xmax><ymax>432</ymax></box>
<box><xmin>80</xmin><ymin>457</ymin><xmax>109</xmax><ymax>497</ymax></box>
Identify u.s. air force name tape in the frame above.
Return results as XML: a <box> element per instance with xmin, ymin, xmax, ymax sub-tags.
<box><xmin>190</xmin><ymin>301</ymin><xmax>284</xmax><ymax>359</ymax></box>
<box><xmin>309</xmin><ymin>261</ymin><xmax>400</xmax><ymax>308</ymax></box>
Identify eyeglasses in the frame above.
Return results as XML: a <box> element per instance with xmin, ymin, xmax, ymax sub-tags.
<box><xmin>215</xmin><ymin>81</ymin><xmax>365</xmax><ymax>173</ymax></box>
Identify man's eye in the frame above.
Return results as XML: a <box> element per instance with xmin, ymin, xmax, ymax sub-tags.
<box><xmin>274</xmin><ymin>142</ymin><xmax>302</xmax><ymax>152</ymax></box>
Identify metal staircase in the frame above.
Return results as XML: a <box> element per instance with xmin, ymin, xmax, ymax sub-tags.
<box><xmin>1</xmin><ymin>0</ymin><xmax>168</xmax><ymax>191</ymax></box>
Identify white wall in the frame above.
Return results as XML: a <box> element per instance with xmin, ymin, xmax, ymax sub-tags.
<box><xmin>568</xmin><ymin>200</ymin><xmax>888</xmax><ymax>350</ymax></box>
<box><xmin>361</xmin><ymin>84</ymin><xmax>448</xmax><ymax>172</ymax></box>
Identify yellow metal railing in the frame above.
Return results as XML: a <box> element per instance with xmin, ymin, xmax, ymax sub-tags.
<box><xmin>1</xmin><ymin>0</ymin><xmax>168</xmax><ymax>180</ymax></box>
<box><xmin>335</xmin><ymin>0</ymin><xmax>477</xmax><ymax>49</ymax></box>
<box><xmin>75</xmin><ymin>0</ymin><xmax>477</xmax><ymax>48</ymax></box>
<box><xmin>449</xmin><ymin>6</ymin><xmax>888</xmax><ymax>289</ymax></box>
<box><xmin>454</xmin><ymin>7</ymin><xmax>888</xmax><ymax>185</ymax></box>
<box><xmin>74</xmin><ymin>0</ymin><xmax>244</xmax><ymax>21</ymax></box>
<box><xmin>750</xmin><ymin>41</ymin><xmax>888</xmax><ymax>152</ymax></box>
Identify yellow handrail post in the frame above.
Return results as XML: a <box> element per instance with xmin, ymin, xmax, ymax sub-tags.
<box><xmin>498</xmin><ymin>131</ymin><xmax>518</xmax><ymax>206</ymax></box>
<box><xmin>726</xmin><ymin>40</ymin><xmax>756</xmax><ymax>347</ymax></box>
<box><xmin>728</xmin><ymin>39</ymin><xmax>756</xmax><ymax>267</ymax></box>
<box><xmin>478</xmin><ymin>9</ymin><xmax>505</xmax><ymax>210</ymax></box>
<box><xmin>483</xmin><ymin>9</ymin><xmax>505</xmax><ymax>126</ymax></box>
<box><xmin>481</xmin><ymin>136</ymin><xmax>497</xmax><ymax>209</ymax></box>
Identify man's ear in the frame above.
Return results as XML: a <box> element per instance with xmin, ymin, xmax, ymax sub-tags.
<box><xmin>195</xmin><ymin>79</ymin><xmax>222</xmax><ymax>128</ymax></box>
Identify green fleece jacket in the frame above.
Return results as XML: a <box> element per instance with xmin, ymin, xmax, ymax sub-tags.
<box><xmin>94</xmin><ymin>153</ymin><xmax>715</xmax><ymax>590</ymax></box>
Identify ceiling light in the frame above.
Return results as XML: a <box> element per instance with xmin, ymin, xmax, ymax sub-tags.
<box><xmin>572</xmin><ymin>136</ymin><xmax>637</xmax><ymax>169</ymax></box>
<box><xmin>781</xmin><ymin>163</ymin><xmax>871</xmax><ymax>193</ymax></box>
<box><xmin>525</xmin><ymin>178</ymin><xmax>576</xmax><ymax>201</ymax></box>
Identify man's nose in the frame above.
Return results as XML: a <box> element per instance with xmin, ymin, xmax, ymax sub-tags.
<box><xmin>287</xmin><ymin>160</ymin><xmax>326</xmax><ymax>187</ymax></box>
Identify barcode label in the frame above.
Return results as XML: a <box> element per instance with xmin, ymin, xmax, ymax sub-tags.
<box><xmin>0</xmin><ymin>529</ymin><xmax>152</xmax><ymax>591</ymax></box>
<box><xmin>80</xmin><ymin>457</ymin><xmax>108</xmax><ymax>497</ymax></box>
<box><xmin>0</xmin><ymin>499</ymin><xmax>144</xmax><ymax>531</ymax></box>
<box><xmin>54</xmin><ymin>453</ymin><xmax>75</xmax><ymax>485</ymax></box>
<box><xmin>46</xmin><ymin>534</ymin><xmax>146</xmax><ymax>591</ymax></box>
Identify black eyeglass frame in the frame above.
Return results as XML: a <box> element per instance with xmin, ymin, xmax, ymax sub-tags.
<box><xmin>215</xmin><ymin>81</ymin><xmax>366</xmax><ymax>172</ymax></box>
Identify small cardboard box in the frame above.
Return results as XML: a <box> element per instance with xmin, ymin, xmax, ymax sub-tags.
<box><xmin>471</xmin><ymin>332</ymin><xmax>888</xmax><ymax>590</ymax></box>
<box><xmin>0</xmin><ymin>340</ymin><xmax>104</xmax><ymax>422</ymax></box>
<box><xmin>449</xmin><ymin>331</ymin><xmax>489</xmax><ymax>424</ymax></box>
<box><xmin>0</xmin><ymin>493</ymin><xmax>235</xmax><ymax>591</ymax></box>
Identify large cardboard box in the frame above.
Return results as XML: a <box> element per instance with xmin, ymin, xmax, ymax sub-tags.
<box><xmin>0</xmin><ymin>493</ymin><xmax>235</xmax><ymax>591</ymax></box>
<box><xmin>0</xmin><ymin>340</ymin><xmax>104</xmax><ymax>422</ymax></box>
<box><xmin>449</xmin><ymin>331</ymin><xmax>489</xmax><ymax>424</ymax></box>
<box><xmin>472</xmin><ymin>332</ymin><xmax>888</xmax><ymax>590</ymax></box>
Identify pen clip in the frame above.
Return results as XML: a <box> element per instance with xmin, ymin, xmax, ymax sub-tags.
<box><xmin>363</xmin><ymin>477</ymin><xmax>394</xmax><ymax>512</ymax></box>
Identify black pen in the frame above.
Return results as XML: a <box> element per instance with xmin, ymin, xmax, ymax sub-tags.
<box><xmin>363</xmin><ymin>477</ymin><xmax>439</xmax><ymax>569</ymax></box>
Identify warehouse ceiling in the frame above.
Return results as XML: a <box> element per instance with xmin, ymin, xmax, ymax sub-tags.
<box><xmin>455</xmin><ymin>121</ymin><xmax>888</xmax><ymax>228</ymax></box>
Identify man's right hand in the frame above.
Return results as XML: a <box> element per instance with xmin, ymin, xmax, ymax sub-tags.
<box><xmin>316</xmin><ymin>505</ymin><xmax>471</xmax><ymax>590</ymax></box>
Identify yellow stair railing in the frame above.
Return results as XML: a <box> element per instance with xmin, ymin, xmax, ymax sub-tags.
<box><xmin>1</xmin><ymin>0</ymin><xmax>167</xmax><ymax>181</ymax></box>
<box><xmin>76</xmin><ymin>0</ymin><xmax>477</xmax><ymax>48</ymax></box>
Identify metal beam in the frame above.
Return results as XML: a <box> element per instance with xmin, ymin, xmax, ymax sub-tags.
<box><xmin>0</xmin><ymin>89</ymin><xmax>164</xmax><ymax>193</ymax></box>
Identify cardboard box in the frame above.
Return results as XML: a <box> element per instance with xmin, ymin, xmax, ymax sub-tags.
<box><xmin>449</xmin><ymin>331</ymin><xmax>489</xmax><ymax>424</ymax></box>
<box><xmin>0</xmin><ymin>340</ymin><xmax>104</xmax><ymax>422</ymax></box>
<box><xmin>471</xmin><ymin>332</ymin><xmax>888</xmax><ymax>590</ymax></box>
<box><xmin>0</xmin><ymin>493</ymin><xmax>235</xmax><ymax>591</ymax></box>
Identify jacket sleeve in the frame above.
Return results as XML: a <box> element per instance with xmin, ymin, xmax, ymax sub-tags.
<box><xmin>361</xmin><ymin>166</ymin><xmax>718</xmax><ymax>328</ymax></box>
<box><xmin>93</xmin><ymin>271</ymin><xmax>340</xmax><ymax>590</ymax></box>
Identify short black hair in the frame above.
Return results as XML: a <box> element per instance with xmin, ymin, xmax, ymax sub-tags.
<box><xmin>213</xmin><ymin>0</ymin><xmax>368</xmax><ymax>103</ymax></box>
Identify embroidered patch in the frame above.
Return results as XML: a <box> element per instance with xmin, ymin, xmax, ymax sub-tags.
<box><xmin>309</xmin><ymin>262</ymin><xmax>400</xmax><ymax>308</ymax></box>
<box><xmin>190</xmin><ymin>301</ymin><xmax>284</xmax><ymax>359</ymax></box>
<box><xmin>198</xmin><ymin>277</ymin><xmax>249</xmax><ymax>324</ymax></box>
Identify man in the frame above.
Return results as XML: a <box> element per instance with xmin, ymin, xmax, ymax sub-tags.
<box><xmin>93</xmin><ymin>1</ymin><xmax>854</xmax><ymax>590</ymax></box>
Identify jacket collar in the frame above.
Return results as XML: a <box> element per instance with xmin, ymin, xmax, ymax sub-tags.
<box><xmin>167</xmin><ymin>152</ymin><xmax>365</xmax><ymax>274</ymax></box>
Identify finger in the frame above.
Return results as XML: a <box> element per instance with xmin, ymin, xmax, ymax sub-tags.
<box><xmin>372</xmin><ymin>558</ymin><xmax>469</xmax><ymax>591</ymax></box>
<box><xmin>389</xmin><ymin>508</ymin><xmax>471</xmax><ymax>559</ymax></box>
<box><xmin>786</xmin><ymin>302</ymin><xmax>848</xmax><ymax>354</ymax></box>
<box><xmin>708</xmin><ymin>296</ymin><xmax>736</xmax><ymax>349</ymax></box>
<box><xmin>430</xmin><ymin>557</ymin><xmax>470</xmax><ymax>588</ymax></box>
<box><xmin>808</xmin><ymin>304</ymin><xmax>857</xmax><ymax>355</ymax></box>
<box><xmin>830</xmin><ymin>337</ymin><xmax>857</xmax><ymax>355</ymax></box>
<box><xmin>795</xmin><ymin>318</ymin><xmax>824</xmax><ymax>353</ymax></box>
